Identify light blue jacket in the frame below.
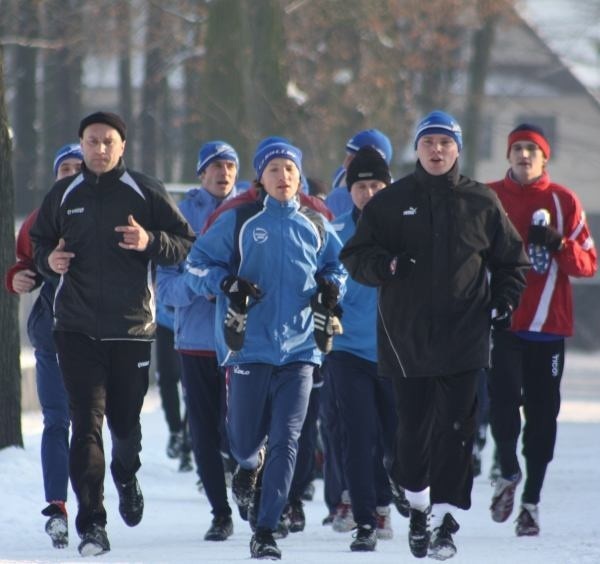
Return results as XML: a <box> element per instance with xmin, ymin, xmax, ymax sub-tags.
<box><xmin>156</xmin><ymin>187</ymin><xmax>238</xmax><ymax>351</ymax></box>
<box><xmin>185</xmin><ymin>194</ymin><xmax>347</xmax><ymax>366</ymax></box>
<box><xmin>331</xmin><ymin>208</ymin><xmax>378</xmax><ymax>362</ymax></box>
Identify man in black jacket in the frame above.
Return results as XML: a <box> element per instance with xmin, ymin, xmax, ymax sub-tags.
<box><xmin>340</xmin><ymin>110</ymin><xmax>529</xmax><ymax>561</ymax></box>
<box><xmin>30</xmin><ymin>111</ymin><xmax>195</xmax><ymax>557</ymax></box>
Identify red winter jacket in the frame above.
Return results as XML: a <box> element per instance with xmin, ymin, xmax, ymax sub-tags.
<box><xmin>489</xmin><ymin>170</ymin><xmax>597</xmax><ymax>336</ymax></box>
<box><xmin>5</xmin><ymin>209</ymin><xmax>42</xmax><ymax>293</ymax></box>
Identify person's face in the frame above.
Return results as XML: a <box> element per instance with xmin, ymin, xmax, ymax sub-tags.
<box><xmin>350</xmin><ymin>179</ymin><xmax>387</xmax><ymax>210</ymax></box>
<box><xmin>81</xmin><ymin>123</ymin><xmax>126</xmax><ymax>175</ymax></box>
<box><xmin>508</xmin><ymin>141</ymin><xmax>547</xmax><ymax>184</ymax></box>
<box><xmin>56</xmin><ymin>158</ymin><xmax>82</xmax><ymax>180</ymax></box>
<box><xmin>416</xmin><ymin>133</ymin><xmax>459</xmax><ymax>176</ymax></box>
<box><xmin>260</xmin><ymin>158</ymin><xmax>301</xmax><ymax>202</ymax></box>
<box><xmin>200</xmin><ymin>159</ymin><xmax>238</xmax><ymax>199</ymax></box>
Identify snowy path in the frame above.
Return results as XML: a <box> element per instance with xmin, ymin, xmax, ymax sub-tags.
<box><xmin>1</xmin><ymin>351</ymin><xmax>599</xmax><ymax>563</ymax></box>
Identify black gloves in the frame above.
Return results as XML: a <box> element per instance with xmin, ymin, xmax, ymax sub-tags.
<box><xmin>491</xmin><ymin>302</ymin><xmax>513</xmax><ymax>331</ymax></box>
<box><xmin>311</xmin><ymin>279</ymin><xmax>343</xmax><ymax>354</ymax></box>
<box><xmin>528</xmin><ymin>224</ymin><xmax>564</xmax><ymax>252</ymax></box>
<box><xmin>220</xmin><ymin>275</ymin><xmax>263</xmax><ymax>308</ymax></box>
<box><xmin>220</xmin><ymin>275</ymin><xmax>263</xmax><ymax>351</ymax></box>
<box><xmin>314</xmin><ymin>278</ymin><xmax>339</xmax><ymax>310</ymax></box>
<box><xmin>387</xmin><ymin>252</ymin><xmax>416</xmax><ymax>280</ymax></box>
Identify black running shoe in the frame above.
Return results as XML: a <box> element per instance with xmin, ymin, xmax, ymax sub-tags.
<box><xmin>115</xmin><ymin>476</ymin><xmax>144</xmax><ymax>527</ymax></box>
<box><xmin>515</xmin><ymin>503</ymin><xmax>540</xmax><ymax>537</ymax></box>
<box><xmin>429</xmin><ymin>513</ymin><xmax>460</xmax><ymax>560</ymax></box>
<box><xmin>250</xmin><ymin>527</ymin><xmax>281</xmax><ymax>560</ymax></box>
<box><xmin>490</xmin><ymin>471</ymin><xmax>522</xmax><ymax>523</ymax></box>
<box><xmin>350</xmin><ymin>524</ymin><xmax>377</xmax><ymax>552</ymax></box>
<box><xmin>273</xmin><ymin>511</ymin><xmax>289</xmax><ymax>540</ymax></box>
<box><xmin>166</xmin><ymin>431</ymin><xmax>183</xmax><ymax>459</ymax></box>
<box><xmin>77</xmin><ymin>523</ymin><xmax>110</xmax><ymax>557</ymax></box>
<box><xmin>232</xmin><ymin>448</ymin><xmax>265</xmax><ymax>507</ymax></box>
<box><xmin>179</xmin><ymin>450</ymin><xmax>193</xmax><ymax>472</ymax></box>
<box><xmin>408</xmin><ymin>507</ymin><xmax>430</xmax><ymax>558</ymax></box>
<box><xmin>301</xmin><ymin>481</ymin><xmax>315</xmax><ymax>501</ymax></box>
<box><xmin>204</xmin><ymin>514</ymin><xmax>234</xmax><ymax>541</ymax></box>
<box><xmin>287</xmin><ymin>499</ymin><xmax>306</xmax><ymax>533</ymax></box>
<box><xmin>42</xmin><ymin>503</ymin><xmax>68</xmax><ymax>549</ymax></box>
<box><xmin>390</xmin><ymin>480</ymin><xmax>411</xmax><ymax>518</ymax></box>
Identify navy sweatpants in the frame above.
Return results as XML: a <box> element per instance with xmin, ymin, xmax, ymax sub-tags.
<box><xmin>327</xmin><ymin>351</ymin><xmax>396</xmax><ymax>527</ymax></box>
<box><xmin>226</xmin><ymin>362</ymin><xmax>313</xmax><ymax>530</ymax></box>
<box><xmin>180</xmin><ymin>353</ymin><xmax>231</xmax><ymax>517</ymax></box>
<box><xmin>35</xmin><ymin>348</ymin><xmax>70</xmax><ymax>503</ymax></box>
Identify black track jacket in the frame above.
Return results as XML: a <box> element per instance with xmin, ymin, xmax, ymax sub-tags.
<box><xmin>30</xmin><ymin>160</ymin><xmax>195</xmax><ymax>340</ymax></box>
<box><xmin>340</xmin><ymin>161</ymin><xmax>529</xmax><ymax>378</ymax></box>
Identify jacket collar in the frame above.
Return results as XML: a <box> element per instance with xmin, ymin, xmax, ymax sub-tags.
<box><xmin>414</xmin><ymin>159</ymin><xmax>460</xmax><ymax>191</ymax></box>
<box><xmin>504</xmin><ymin>169</ymin><xmax>551</xmax><ymax>194</ymax></box>
<box><xmin>81</xmin><ymin>158</ymin><xmax>126</xmax><ymax>185</ymax></box>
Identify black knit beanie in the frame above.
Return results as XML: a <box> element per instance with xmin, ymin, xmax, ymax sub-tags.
<box><xmin>78</xmin><ymin>111</ymin><xmax>127</xmax><ymax>140</ymax></box>
<box><xmin>346</xmin><ymin>146</ymin><xmax>391</xmax><ymax>190</ymax></box>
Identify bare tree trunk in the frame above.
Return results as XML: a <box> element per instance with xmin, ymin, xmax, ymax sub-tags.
<box><xmin>160</xmin><ymin>77</ymin><xmax>173</xmax><ymax>181</ymax></box>
<box><xmin>117</xmin><ymin>0</ymin><xmax>134</xmax><ymax>168</ymax></box>
<box><xmin>202</xmin><ymin>0</ymin><xmax>247</xmax><ymax>166</ymax></box>
<box><xmin>13</xmin><ymin>0</ymin><xmax>39</xmax><ymax>216</ymax></box>
<box><xmin>140</xmin><ymin>3</ymin><xmax>163</xmax><ymax>176</ymax></box>
<box><xmin>182</xmin><ymin>25</ymin><xmax>203</xmax><ymax>182</ymax></box>
<box><xmin>42</xmin><ymin>0</ymin><xmax>82</xmax><ymax>193</ymax></box>
<box><xmin>245</xmin><ymin>0</ymin><xmax>293</xmax><ymax>141</ymax></box>
<box><xmin>462</xmin><ymin>11</ymin><xmax>498</xmax><ymax>178</ymax></box>
<box><xmin>0</xmin><ymin>45</ymin><xmax>24</xmax><ymax>450</ymax></box>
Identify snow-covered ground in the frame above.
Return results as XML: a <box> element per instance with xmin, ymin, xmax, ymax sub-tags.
<box><xmin>1</xmin><ymin>351</ymin><xmax>599</xmax><ymax>563</ymax></box>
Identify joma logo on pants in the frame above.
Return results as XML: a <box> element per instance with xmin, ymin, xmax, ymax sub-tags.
<box><xmin>551</xmin><ymin>354</ymin><xmax>560</xmax><ymax>377</ymax></box>
<box><xmin>137</xmin><ymin>360</ymin><xmax>150</xmax><ymax>368</ymax></box>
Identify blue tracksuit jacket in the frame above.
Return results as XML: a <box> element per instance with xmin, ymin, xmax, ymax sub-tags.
<box><xmin>156</xmin><ymin>187</ymin><xmax>238</xmax><ymax>351</ymax></box>
<box><xmin>331</xmin><ymin>208</ymin><xmax>378</xmax><ymax>361</ymax></box>
<box><xmin>184</xmin><ymin>194</ymin><xmax>347</xmax><ymax>365</ymax></box>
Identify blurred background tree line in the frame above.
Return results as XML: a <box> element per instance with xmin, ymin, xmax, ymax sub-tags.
<box><xmin>2</xmin><ymin>0</ymin><xmax>517</xmax><ymax>215</ymax></box>
<box><xmin>0</xmin><ymin>0</ymin><xmax>518</xmax><ymax>447</ymax></box>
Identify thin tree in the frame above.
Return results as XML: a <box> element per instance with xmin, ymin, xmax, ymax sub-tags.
<box><xmin>461</xmin><ymin>1</ymin><xmax>503</xmax><ymax>177</ymax></box>
<box><xmin>201</xmin><ymin>0</ymin><xmax>248</xmax><ymax>168</ymax></box>
<box><xmin>0</xmin><ymin>44</ymin><xmax>24</xmax><ymax>450</ymax></box>
<box><xmin>12</xmin><ymin>0</ymin><xmax>39</xmax><ymax>215</ymax></box>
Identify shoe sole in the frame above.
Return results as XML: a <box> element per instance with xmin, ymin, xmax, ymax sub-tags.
<box><xmin>46</xmin><ymin>517</ymin><xmax>68</xmax><ymax>549</ymax></box>
<box><xmin>251</xmin><ymin>553</ymin><xmax>281</xmax><ymax>560</ymax></box>
<box><xmin>204</xmin><ymin>529</ymin><xmax>234</xmax><ymax>541</ymax></box>
<box><xmin>121</xmin><ymin>512</ymin><xmax>143</xmax><ymax>527</ymax></box>
<box><xmin>350</xmin><ymin>542</ymin><xmax>377</xmax><ymax>552</ymax></box>
<box><xmin>428</xmin><ymin>546</ymin><xmax>457</xmax><ymax>561</ymax></box>
<box><xmin>516</xmin><ymin>528</ymin><xmax>539</xmax><ymax>537</ymax></box>
<box><xmin>409</xmin><ymin>537</ymin><xmax>430</xmax><ymax>558</ymax></box>
<box><xmin>78</xmin><ymin>541</ymin><xmax>110</xmax><ymax>557</ymax></box>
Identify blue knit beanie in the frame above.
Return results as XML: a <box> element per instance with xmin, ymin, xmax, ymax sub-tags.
<box><xmin>346</xmin><ymin>129</ymin><xmax>393</xmax><ymax>164</ymax></box>
<box><xmin>196</xmin><ymin>141</ymin><xmax>239</xmax><ymax>175</ymax></box>
<box><xmin>255</xmin><ymin>136</ymin><xmax>292</xmax><ymax>153</ymax></box>
<box><xmin>414</xmin><ymin>110</ymin><xmax>463</xmax><ymax>152</ymax></box>
<box><xmin>253</xmin><ymin>141</ymin><xmax>303</xmax><ymax>181</ymax></box>
<box><xmin>53</xmin><ymin>143</ymin><xmax>83</xmax><ymax>177</ymax></box>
